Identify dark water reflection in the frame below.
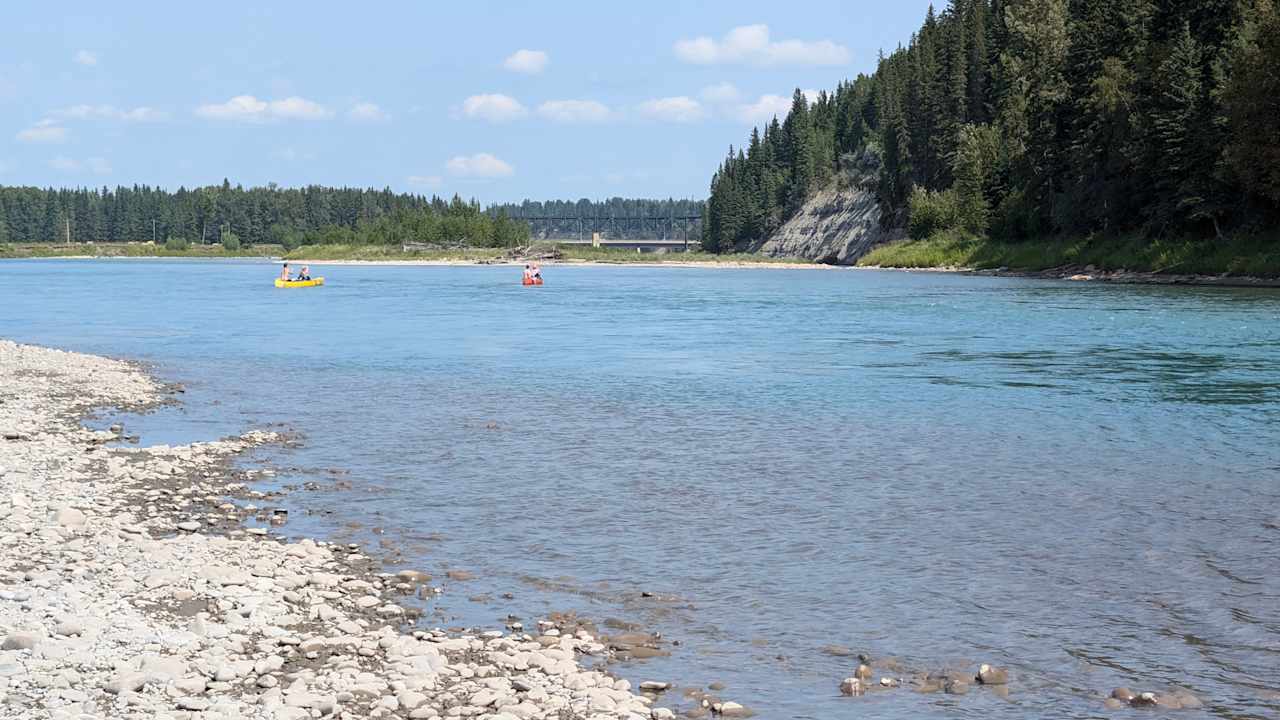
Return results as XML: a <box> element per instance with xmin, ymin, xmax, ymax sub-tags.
<box><xmin>2</xmin><ymin>260</ymin><xmax>1278</xmax><ymax>719</ymax></box>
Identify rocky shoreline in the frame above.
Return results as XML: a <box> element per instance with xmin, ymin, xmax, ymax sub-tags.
<box><xmin>0</xmin><ymin>340</ymin><xmax>1216</xmax><ymax>719</ymax></box>
<box><xmin>975</xmin><ymin>264</ymin><xmax>1280</xmax><ymax>287</ymax></box>
<box><xmin>0</xmin><ymin>341</ymin><xmax>703</xmax><ymax>720</ymax></box>
<box><xmin>922</xmin><ymin>264</ymin><xmax>1280</xmax><ymax>287</ymax></box>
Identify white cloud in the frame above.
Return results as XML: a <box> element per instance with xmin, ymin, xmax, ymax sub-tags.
<box><xmin>407</xmin><ymin>175</ymin><xmax>443</xmax><ymax>189</ymax></box>
<box><xmin>445</xmin><ymin>153</ymin><xmax>514</xmax><ymax>178</ymax></box>
<box><xmin>675</xmin><ymin>24</ymin><xmax>850</xmax><ymax>66</ymax></box>
<box><xmin>54</xmin><ymin>104</ymin><xmax>168</xmax><ymax>122</ymax></box>
<box><xmin>700</xmin><ymin>82</ymin><xmax>741</xmax><ymax>105</ymax></box>
<box><xmin>270</xmin><ymin>96</ymin><xmax>331</xmax><ymax>119</ymax></box>
<box><xmin>195</xmin><ymin>95</ymin><xmax>331</xmax><ymax>122</ymax></box>
<box><xmin>74</xmin><ymin>50</ymin><xmax>98</xmax><ymax>67</ymax></box>
<box><xmin>503</xmin><ymin>49</ymin><xmax>549</xmax><ymax>75</ymax></box>
<box><xmin>121</xmin><ymin>107</ymin><xmax>167</xmax><ymax>122</ymax></box>
<box><xmin>347</xmin><ymin>102</ymin><xmax>389</xmax><ymax>122</ymax></box>
<box><xmin>461</xmin><ymin>94</ymin><xmax>527</xmax><ymax>123</ymax></box>
<box><xmin>16</xmin><ymin>120</ymin><xmax>67</xmax><ymax>143</ymax></box>
<box><xmin>735</xmin><ymin>94</ymin><xmax>793</xmax><ymax>124</ymax></box>
<box><xmin>801</xmin><ymin>88</ymin><xmax>824</xmax><ymax>104</ymax></box>
<box><xmin>50</xmin><ymin>155</ymin><xmax>109</xmax><ymax>173</ymax></box>
<box><xmin>197</xmin><ymin>95</ymin><xmax>267</xmax><ymax>120</ymax></box>
<box><xmin>639</xmin><ymin>96</ymin><xmax>706</xmax><ymax>123</ymax></box>
<box><xmin>536</xmin><ymin>99</ymin><xmax>611</xmax><ymax>124</ymax></box>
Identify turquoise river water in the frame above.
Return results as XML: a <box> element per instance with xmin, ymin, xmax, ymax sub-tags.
<box><xmin>1</xmin><ymin>259</ymin><xmax>1278</xmax><ymax>719</ymax></box>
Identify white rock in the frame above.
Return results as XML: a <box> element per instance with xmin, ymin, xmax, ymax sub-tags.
<box><xmin>54</xmin><ymin>506</ymin><xmax>87</xmax><ymax>527</ymax></box>
<box><xmin>54</xmin><ymin>619</ymin><xmax>84</xmax><ymax>637</ymax></box>
<box><xmin>177</xmin><ymin>697</ymin><xmax>210</xmax><ymax>711</ymax></box>
<box><xmin>1</xmin><ymin>633</ymin><xmax>38</xmax><ymax>651</ymax></box>
<box><xmin>104</xmin><ymin>673</ymin><xmax>146</xmax><ymax>694</ymax></box>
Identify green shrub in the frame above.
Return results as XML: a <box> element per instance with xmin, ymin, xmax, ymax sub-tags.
<box><xmin>952</xmin><ymin>124</ymin><xmax>1001</xmax><ymax>235</ymax></box>
<box><xmin>164</xmin><ymin>236</ymin><xmax>190</xmax><ymax>251</ymax></box>
<box><xmin>907</xmin><ymin>187</ymin><xmax>960</xmax><ymax>240</ymax></box>
<box><xmin>268</xmin><ymin>224</ymin><xmax>304</xmax><ymax>251</ymax></box>
<box><xmin>221</xmin><ymin>231</ymin><xmax>241</xmax><ymax>251</ymax></box>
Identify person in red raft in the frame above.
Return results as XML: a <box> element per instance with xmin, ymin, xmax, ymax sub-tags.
<box><xmin>522</xmin><ymin>263</ymin><xmax>544</xmax><ymax>286</ymax></box>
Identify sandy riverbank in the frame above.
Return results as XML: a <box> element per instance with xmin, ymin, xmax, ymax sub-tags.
<box><xmin>0</xmin><ymin>340</ymin><xmax>723</xmax><ymax>720</ymax></box>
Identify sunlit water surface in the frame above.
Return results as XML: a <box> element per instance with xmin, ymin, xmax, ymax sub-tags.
<box><xmin>3</xmin><ymin>259</ymin><xmax>1279</xmax><ymax>719</ymax></box>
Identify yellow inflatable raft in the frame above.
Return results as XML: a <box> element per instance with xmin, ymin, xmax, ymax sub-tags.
<box><xmin>274</xmin><ymin>277</ymin><xmax>325</xmax><ymax>288</ymax></box>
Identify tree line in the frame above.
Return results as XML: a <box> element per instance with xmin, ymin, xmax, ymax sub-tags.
<box><xmin>0</xmin><ymin>181</ymin><xmax>710</xmax><ymax>249</ymax></box>
<box><xmin>0</xmin><ymin>181</ymin><xmax>447</xmax><ymax>246</ymax></box>
<box><xmin>703</xmin><ymin>0</ymin><xmax>1280</xmax><ymax>253</ymax></box>
<box><xmin>488</xmin><ymin>198</ymin><xmax>705</xmax><ymax>240</ymax></box>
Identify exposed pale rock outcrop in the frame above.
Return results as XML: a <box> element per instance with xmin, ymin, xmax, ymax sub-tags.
<box><xmin>751</xmin><ymin>151</ymin><xmax>904</xmax><ymax>265</ymax></box>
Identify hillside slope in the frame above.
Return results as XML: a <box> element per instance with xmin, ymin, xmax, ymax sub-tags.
<box><xmin>749</xmin><ymin>153</ymin><xmax>903</xmax><ymax>265</ymax></box>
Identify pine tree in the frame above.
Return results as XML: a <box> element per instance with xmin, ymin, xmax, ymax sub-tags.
<box><xmin>1222</xmin><ymin>0</ymin><xmax>1280</xmax><ymax>207</ymax></box>
<box><xmin>966</xmin><ymin>0</ymin><xmax>991</xmax><ymax>123</ymax></box>
<box><xmin>783</xmin><ymin>89</ymin><xmax>816</xmax><ymax>213</ymax></box>
<box><xmin>1150</xmin><ymin>22</ymin><xmax>1233</xmax><ymax>236</ymax></box>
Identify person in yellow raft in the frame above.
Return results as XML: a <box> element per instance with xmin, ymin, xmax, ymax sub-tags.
<box><xmin>279</xmin><ymin>263</ymin><xmax>312</xmax><ymax>282</ymax></box>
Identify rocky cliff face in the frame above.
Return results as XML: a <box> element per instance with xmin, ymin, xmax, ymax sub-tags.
<box><xmin>749</xmin><ymin>154</ymin><xmax>904</xmax><ymax>265</ymax></box>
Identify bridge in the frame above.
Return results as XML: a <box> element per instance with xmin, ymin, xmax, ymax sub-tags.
<box><xmin>513</xmin><ymin>215</ymin><xmax>704</xmax><ymax>252</ymax></box>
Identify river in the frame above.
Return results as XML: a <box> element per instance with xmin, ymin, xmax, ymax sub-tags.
<box><xmin>2</xmin><ymin>258</ymin><xmax>1278</xmax><ymax>719</ymax></box>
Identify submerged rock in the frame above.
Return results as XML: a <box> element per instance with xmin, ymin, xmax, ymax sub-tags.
<box><xmin>976</xmin><ymin>664</ymin><xmax>1009</xmax><ymax>685</ymax></box>
<box><xmin>713</xmin><ymin>700</ymin><xmax>753</xmax><ymax>717</ymax></box>
<box><xmin>1110</xmin><ymin>687</ymin><xmax>1136</xmax><ymax>703</ymax></box>
<box><xmin>839</xmin><ymin>678</ymin><xmax>864</xmax><ymax>697</ymax></box>
<box><xmin>1131</xmin><ymin>691</ymin><xmax>1158</xmax><ymax>707</ymax></box>
<box><xmin>641</xmin><ymin>681</ymin><xmax>671</xmax><ymax>692</ymax></box>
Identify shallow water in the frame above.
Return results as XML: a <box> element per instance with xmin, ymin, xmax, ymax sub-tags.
<box><xmin>2</xmin><ymin>258</ymin><xmax>1279</xmax><ymax>718</ymax></box>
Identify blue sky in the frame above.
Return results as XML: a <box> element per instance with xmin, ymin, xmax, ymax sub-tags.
<box><xmin>2</xmin><ymin>0</ymin><xmax>935</xmax><ymax>202</ymax></box>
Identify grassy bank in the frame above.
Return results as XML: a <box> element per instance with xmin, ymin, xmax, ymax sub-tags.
<box><xmin>282</xmin><ymin>245</ymin><xmax>501</xmax><ymax>262</ymax></box>
<box><xmin>858</xmin><ymin>232</ymin><xmax>1280</xmax><ymax>278</ymax></box>
<box><xmin>0</xmin><ymin>242</ymin><xmax>280</xmax><ymax>259</ymax></box>
<box><xmin>286</xmin><ymin>243</ymin><xmax>811</xmax><ymax>265</ymax></box>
